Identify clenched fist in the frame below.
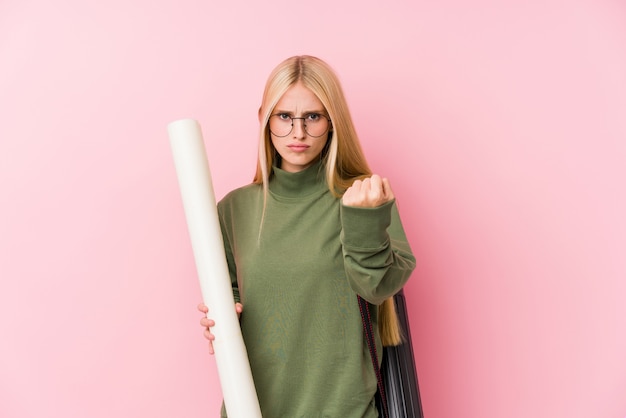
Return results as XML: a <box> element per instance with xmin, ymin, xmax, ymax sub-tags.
<box><xmin>342</xmin><ymin>174</ymin><xmax>395</xmax><ymax>208</ymax></box>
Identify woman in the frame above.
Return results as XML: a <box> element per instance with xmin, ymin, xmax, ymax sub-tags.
<box><xmin>199</xmin><ymin>55</ymin><xmax>416</xmax><ymax>417</ymax></box>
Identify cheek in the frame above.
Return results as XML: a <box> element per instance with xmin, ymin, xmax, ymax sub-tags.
<box><xmin>269</xmin><ymin>134</ymin><xmax>280</xmax><ymax>150</ymax></box>
<box><xmin>312</xmin><ymin>140</ymin><xmax>328</xmax><ymax>157</ymax></box>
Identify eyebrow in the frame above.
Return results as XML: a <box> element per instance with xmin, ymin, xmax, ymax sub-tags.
<box><xmin>272</xmin><ymin>109</ymin><xmax>327</xmax><ymax>115</ymax></box>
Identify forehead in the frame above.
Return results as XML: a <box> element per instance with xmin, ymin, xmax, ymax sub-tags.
<box><xmin>274</xmin><ymin>82</ymin><xmax>325</xmax><ymax>111</ymax></box>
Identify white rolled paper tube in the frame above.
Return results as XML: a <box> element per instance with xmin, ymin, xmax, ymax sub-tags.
<box><xmin>168</xmin><ymin>118</ymin><xmax>261</xmax><ymax>418</ymax></box>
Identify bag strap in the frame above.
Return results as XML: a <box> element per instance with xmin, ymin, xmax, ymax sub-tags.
<box><xmin>358</xmin><ymin>296</ymin><xmax>389</xmax><ymax>418</ymax></box>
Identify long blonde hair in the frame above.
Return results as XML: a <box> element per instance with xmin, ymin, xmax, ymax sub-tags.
<box><xmin>253</xmin><ymin>55</ymin><xmax>402</xmax><ymax>346</ymax></box>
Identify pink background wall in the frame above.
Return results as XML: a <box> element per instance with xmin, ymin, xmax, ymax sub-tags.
<box><xmin>1</xmin><ymin>1</ymin><xmax>625</xmax><ymax>417</ymax></box>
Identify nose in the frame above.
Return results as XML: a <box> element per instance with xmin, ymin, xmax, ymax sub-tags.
<box><xmin>291</xmin><ymin>117</ymin><xmax>306</xmax><ymax>139</ymax></box>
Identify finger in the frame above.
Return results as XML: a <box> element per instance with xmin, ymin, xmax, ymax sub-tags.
<box><xmin>203</xmin><ymin>328</ymin><xmax>215</xmax><ymax>340</ymax></box>
<box><xmin>350</xmin><ymin>179</ymin><xmax>362</xmax><ymax>192</ymax></box>
<box><xmin>342</xmin><ymin>180</ymin><xmax>359</xmax><ymax>206</ymax></box>
<box><xmin>382</xmin><ymin>177</ymin><xmax>395</xmax><ymax>201</ymax></box>
<box><xmin>200</xmin><ymin>317</ymin><xmax>214</xmax><ymax>327</ymax></box>
<box><xmin>359</xmin><ymin>178</ymin><xmax>373</xmax><ymax>203</ymax></box>
<box><xmin>197</xmin><ymin>303</ymin><xmax>208</xmax><ymax>313</ymax></box>
<box><xmin>368</xmin><ymin>175</ymin><xmax>382</xmax><ymax>198</ymax></box>
<box><xmin>235</xmin><ymin>303</ymin><xmax>244</xmax><ymax>319</ymax></box>
<box><xmin>361</xmin><ymin>177</ymin><xmax>371</xmax><ymax>193</ymax></box>
<box><xmin>205</xmin><ymin>329</ymin><xmax>215</xmax><ymax>355</ymax></box>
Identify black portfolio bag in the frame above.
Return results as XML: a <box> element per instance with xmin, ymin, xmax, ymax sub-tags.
<box><xmin>359</xmin><ymin>290</ymin><xmax>425</xmax><ymax>418</ymax></box>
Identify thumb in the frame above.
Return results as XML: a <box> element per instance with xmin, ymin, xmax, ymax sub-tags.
<box><xmin>382</xmin><ymin>178</ymin><xmax>395</xmax><ymax>201</ymax></box>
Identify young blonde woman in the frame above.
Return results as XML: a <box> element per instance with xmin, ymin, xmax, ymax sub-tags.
<box><xmin>198</xmin><ymin>55</ymin><xmax>416</xmax><ymax>417</ymax></box>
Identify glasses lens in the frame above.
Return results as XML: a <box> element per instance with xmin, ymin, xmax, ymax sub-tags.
<box><xmin>269</xmin><ymin>115</ymin><xmax>292</xmax><ymax>137</ymax></box>
<box><xmin>304</xmin><ymin>114</ymin><xmax>329</xmax><ymax>137</ymax></box>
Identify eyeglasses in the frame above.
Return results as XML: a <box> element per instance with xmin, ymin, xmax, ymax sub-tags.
<box><xmin>268</xmin><ymin>113</ymin><xmax>331</xmax><ymax>138</ymax></box>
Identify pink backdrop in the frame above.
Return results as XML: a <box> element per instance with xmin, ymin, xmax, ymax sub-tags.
<box><xmin>1</xmin><ymin>1</ymin><xmax>625</xmax><ymax>417</ymax></box>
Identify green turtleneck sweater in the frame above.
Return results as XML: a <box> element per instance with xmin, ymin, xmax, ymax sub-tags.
<box><xmin>217</xmin><ymin>161</ymin><xmax>415</xmax><ymax>418</ymax></box>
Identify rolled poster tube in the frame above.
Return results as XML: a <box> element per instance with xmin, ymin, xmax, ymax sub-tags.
<box><xmin>168</xmin><ymin>119</ymin><xmax>261</xmax><ymax>418</ymax></box>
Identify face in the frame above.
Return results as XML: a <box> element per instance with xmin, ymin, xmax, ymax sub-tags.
<box><xmin>269</xmin><ymin>82</ymin><xmax>330</xmax><ymax>173</ymax></box>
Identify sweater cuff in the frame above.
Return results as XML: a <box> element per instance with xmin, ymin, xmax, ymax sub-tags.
<box><xmin>232</xmin><ymin>287</ymin><xmax>241</xmax><ymax>304</ymax></box>
<box><xmin>340</xmin><ymin>200</ymin><xmax>394</xmax><ymax>249</ymax></box>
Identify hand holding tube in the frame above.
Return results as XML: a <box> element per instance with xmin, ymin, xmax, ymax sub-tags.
<box><xmin>198</xmin><ymin>302</ymin><xmax>244</xmax><ymax>355</ymax></box>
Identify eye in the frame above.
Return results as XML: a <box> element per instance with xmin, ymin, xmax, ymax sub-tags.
<box><xmin>276</xmin><ymin>113</ymin><xmax>292</xmax><ymax>121</ymax></box>
<box><xmin>306</xmin><ymin>113</ymin><xmax>321</xmax><ymax>122</ymax></box>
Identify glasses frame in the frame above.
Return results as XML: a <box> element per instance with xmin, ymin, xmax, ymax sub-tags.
<box><xmin>268</xmin><ymin>113</ymin><xmax>332</xmax><ymax>138</ymax></box>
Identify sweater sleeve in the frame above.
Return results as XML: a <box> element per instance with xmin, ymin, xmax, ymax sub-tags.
<box><xmin>340</xmin><ymin>199</ymin><xmax>416</xmax><ymax>305</ymax></box>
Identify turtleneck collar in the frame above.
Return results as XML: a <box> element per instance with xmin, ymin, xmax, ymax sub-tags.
<box><xmin>269</xmin><ymin>160</ymin><xmax>328</xmax><ymax>198</ymax></box>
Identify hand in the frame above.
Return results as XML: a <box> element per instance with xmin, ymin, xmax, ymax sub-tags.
<box><xmin>341</xmin><ymin>174</ymin><xmax>395</xmax><ymax>208</ymax></box>
<box><xmin>198</xmin><ymin>302</ymin><xmax>243</xmax><ymax>355</ymax></box>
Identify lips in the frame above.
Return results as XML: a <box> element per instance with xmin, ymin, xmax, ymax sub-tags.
<box><xmin>287</xmin><ymin>144</ymin><xmax>310</xmax><ymax>152</ymax></box>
